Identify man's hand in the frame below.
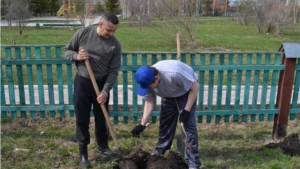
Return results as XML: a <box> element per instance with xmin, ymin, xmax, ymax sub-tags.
<box><xmin>97</xmin><ymin>91</ymin><xmax>107</xmax><ymax>104</ymax></box>
<box><xmin>179</xmin><ymin>110</ymin><xmax>190</xmax><ymax>122</ymax></box>
<box><xmin>77</xmin><ymin>47</ymin><xmax>89</xmax><ymax>61</ymax></box>
<box><xmin>131</xmin><ymin>124</ymin><xmax>146</xmax><ymax>138</ymax></box>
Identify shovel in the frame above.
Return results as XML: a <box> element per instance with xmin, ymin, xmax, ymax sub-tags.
<box><xmin>175</xmin><ymin>99</ymin><xmax>192</xmax><ymax>154</ymax></box>
<box><xmin>82</xmin><ymin>47</ymin><xmax>136</xmax><ymax>169</ymax></box>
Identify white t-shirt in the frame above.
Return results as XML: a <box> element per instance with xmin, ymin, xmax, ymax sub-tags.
<box><xmin>144</xmin><ymin>60</ymin><xmax>198</xmax><ymax>99</ymax></box>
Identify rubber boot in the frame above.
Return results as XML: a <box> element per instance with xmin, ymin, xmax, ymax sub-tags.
<box><xmin>95</xmin><ymin>128</ymin><xmax>118</xmax><ymax>156</ymax></box>
<box><xmin>79</xmin><ymin>143</ymin><xmax>90</xmax><ymax>168</ymax></box>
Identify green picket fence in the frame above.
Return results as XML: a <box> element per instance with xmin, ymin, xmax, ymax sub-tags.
<box><xmin>1</xmin><ymin>45</ymin><xmax>299</xmax><ymax>124</ymax></box>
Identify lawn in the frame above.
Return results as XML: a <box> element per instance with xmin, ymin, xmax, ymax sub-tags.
<box><xmin>1</xmin><ymin>18</ymin><xmax>300</xmax><ymax>52</ymax></box>
<box><xmin>1</xmin><ymin>117</ymin><xmax>300</xmax><ymax>169</ymax></box>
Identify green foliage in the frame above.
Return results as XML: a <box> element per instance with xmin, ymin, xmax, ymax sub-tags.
<box><xmin>27</xmin><ymin>0</ymin><xmax>60</xmax><ymax>16</ymax></box>
<box><xmin>105</xmin><ymin>0</ymin><xmax>120</xmax><ymax>14</ymax></box>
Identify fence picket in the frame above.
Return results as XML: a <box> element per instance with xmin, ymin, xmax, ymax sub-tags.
<box><xmin>25</xmin><ymin>47</ymin><xmax>36</xmax><ymax>118</ymax></box>
<box><xmin>15</xmin><ymin>47</ymin><xmax>26</xmax><ymax>118</ymax></box>
<box><xmin>225</xmin><ymin>54</ymin><xmax>234</xmax><ymax>122</ymax></box>
<box><xmin>35</xmin><ymin>47</ymin><xmax>46</xmax><ymax>118</ymax></box>
<box><xmin>251</xmin><ymin>54</ymin><xmax>261</xmax><ymax>122</ymax></box>
<box><xmin>55</xmin><ymin>47</ymin><xmax>65</xmax><ymax>118</ymax></box>
<box><xmin>233</xmin><ymin>54</ymin><xmax>243</xmax><ymax>121</ymax></box>
<box><xmin>242</xmin><ymin>54</ymin><xmax>252</xmax><ymax>122</ymax></box>
<box><xmin>197</xmin><ymin>53</ymin><xmax>205</xmax><ymax>123</ymax></box>
<box><xmin>122</xmin><ymin>53</ymin><xmax>129</xmax><ymax>124</ymax></box>
<box><xmin>216</xmin><ymin>54</ymin><xmax>224</xmax><ymax>123</ymax></box>
<box><xmin>45</xmin><ymin>47</ymin><xmax>56</xmax><ymax>118</ymax></box>
<box><xmin>6</xmin><ymin>47</ymin><xmax>17</xmax><ymax>118</ymax></box>
<box><xmin>207</xmin><ymin>54</ymin><xmax>215</xmax><ymax>123</ymax></box>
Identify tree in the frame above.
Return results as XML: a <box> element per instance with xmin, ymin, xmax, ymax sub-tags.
<box><xmin>237</xmin><ymin>0</ymin><xmax>254</xmax><ymax>26</ymax></box>
<box><xmin>2</xmin><ymin>0</ymin><xmax>13</xmax><ymax>29</ymax></box>
<box><xmin>30</xmin><ymin>0</ymin><xmax>47</xmax><ymax>16</ymax></box>
<box><xmin>105</xmin><ymin>0</ymin><xmax>120</xmax><ymax>13</ymax></box>
<box><xmin>266</xmin><ymin>1</ymin><xmax>292</xmax><ymax>35</ymax></box>
<box><xmin>293</xmin><ymin>0</ymin><xmax>299</xmax><ymax>24</ymax></box>
<box><xmin>201</xmin><ymin>0</ymin><xmax>213</xmax><ymax>16</ymax></box>
<box><xmin>253</xmin><ymin>0</ymin><xmax>269</xmax><ymax>33</ymax></box>
<box><xmin>73</xmin><ymin>0</ymin><xmax>95</xmax><ymax>27</ymax></box>
<box><xmin>7</xmin><ymin>0</ymin><xmax>31</xmax><ymax>35</ymax></box>
<box><xmin>153</xmin><ymin>0</ymin><xmax>199</xmax><ymax>49</ymax></box>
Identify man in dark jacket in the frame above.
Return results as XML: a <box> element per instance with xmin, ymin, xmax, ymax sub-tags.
<box><xmin>64</xmin><ymin>13</ymin><xmax>121</xmax><ymax>168</ymax></box>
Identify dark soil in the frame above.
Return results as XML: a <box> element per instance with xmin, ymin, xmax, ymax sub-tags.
<box><xmin>114</xmin><ymin>148</ymin><xmax>189</xmax><ymax>169</ymax></box>
<box><xmin>264</xmin><ymin>133</ymin><xmax>300</xmax><ymax>156</ymax></box>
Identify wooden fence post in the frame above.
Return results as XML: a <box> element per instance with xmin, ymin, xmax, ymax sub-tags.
<box><xmin>273</xmin><ymin>42</ymin><xmax>300</xmax><ymax>140</ymax></box>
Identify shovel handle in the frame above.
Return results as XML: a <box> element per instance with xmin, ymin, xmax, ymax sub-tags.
<box><xmin>84</xmin><ymin>58</ymin><xmax>121</xmax><ymax>151</ymax></box>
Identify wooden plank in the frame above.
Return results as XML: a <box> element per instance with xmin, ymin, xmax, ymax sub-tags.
<box><xmin>5</xmin><ymin>47</ymin><xmax>17</xmax><ymax>118</ymax></box>
<box><xmin>112</xmin><ymin>83</ymin><xmax>118</xmax><ymax>124</ymax></box>
<box><xmin>1</xmin><ymin>105</ymin><xmax>74</xmax><ymax>111</ymax></box>
<box><xmin>207</xmin><ymin>54</ymin><xmax>215</xmax><ymax>123</ymax></box>
<box><xmin>251</xmin><ymin>54</ymin><xmax>261</xmax><ymax>122</ymax></box>
<box><xmin>66</xmin><ymin>57</ymin><xmax>74</xmax><ymax>117</ymax></box>
<box><xmin>46</xmin><ymin>47</ymin><xmax>56</xmax><ymax>118</ymax></box>
<box><xmin>216</xmin><ymin>54</ymin><xmax>224</xmax><ymax>123</ymax></box>
<box><xmin>233</xmin><ymin>54</ymin><xmax>243</xmax><ymax>121</ymax></box>
<box><xmin>152</xmin><ymin>54</ymin><xmax>158</xmax><ymax>121</ymax></box>
<box><xmin>197</xmin><ymin>54</ymin><xmax>205</xmax><ymax>123</ymax></box>
<box><xmin>122</xmin><ymin>53</ymin><xmax>129</xmax><ymax>124</ymax></box>
<box><xmin>2</xmin><ymin>59</ymin><xmax>73</xmax><ymax>65</ymax></box>
<box><xmin>171</xmin><ymin>53</ymin><xmax>177</xmax><ymax>60</ymax></box>
<box><xmin>15</xmin><ymin>47</ymin><xmax>26</xmax><ymax>118</ymax></box>
<box><xmin>25</xmin><ymin>47</ymin><xmax>36</xmax><ymax>118</ymax></box>
<box><xmin>1</xmin><ymin>65</ymin><xmax>6</xmax><ymax>118</ymax></box>
<box><xmin>242</xmin><ymin>54</ymin><xmax>252</xmax><ymax>122</ymax></box>
<box><xmin>35</xmin><ymin>47</ymin><xmax>46</xmax><ymax>118</ymax></box>
<box><xmin>181</xmin><ymin>54</ymin><xmax>186</xmax><ymax>63</ymax></box>
<box><xmin>132</xmin><ymin>54</ymin><xmax>138</xmax><ymax>124</ymax></box>
<box><xmin>260</xmin><ymin>54</ymin><xmax>270</xmax><ymax>121</ymax></box>
<box><xmin>225</xmin><ymin>54</ymin><xmax>234</xmax><ymax>122</ymax></box>
<box><xmin>107</xmin><ymin>109</ymin><xmax>279</xmax><ymax>116</ymax></box>
<box><xmin>55</xmin><ymin>47</ymin><xmax>65</xmax><ymax>118</ymax></box>
<box><xmin>268</xmin><ymin>53</ymin><xmax>281</xmax><ymax>120</ymax></box>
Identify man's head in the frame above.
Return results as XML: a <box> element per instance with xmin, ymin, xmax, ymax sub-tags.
<box><xmin>134</xmin><ymin>66</ymin><xmax>159</xmax><ymax>96</ymax></box>
<box><xmin>97</xmin><ymin>13</ymin><xmax>119</xmax><ymax>39</ymax></box>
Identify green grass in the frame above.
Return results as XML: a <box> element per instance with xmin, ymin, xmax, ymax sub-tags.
<box><xmin>1</xmin><ymin>117</ymin><xmax>299</xmax><ymax>169</ymax></box>
<box><xmin>1</xmin><ymin>19</ymin><xmax>300</xmax><ymax>52</ymax></box>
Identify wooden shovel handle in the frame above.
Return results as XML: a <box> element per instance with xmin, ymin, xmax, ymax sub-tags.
<box><xmin>84</xmin><ymin>59</ymin><xmax>121</xmax><ymax>150</ymax></box>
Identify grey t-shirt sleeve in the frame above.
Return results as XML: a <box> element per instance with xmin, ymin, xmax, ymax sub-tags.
<box><xmin>64</xmin><ymin>28</ymin><xmax>85</xmax><ymax>61</ymax></box>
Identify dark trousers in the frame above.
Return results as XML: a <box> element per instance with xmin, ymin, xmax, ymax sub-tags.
<box><xmin>73</xmin><ymin>74</ymin><xmax>109</xmax><ymax>147</ymax></box>
<box><xmin>154</xmin><ymin>92</ymin><xmax>201</xmax><ymax>168</ymax></box>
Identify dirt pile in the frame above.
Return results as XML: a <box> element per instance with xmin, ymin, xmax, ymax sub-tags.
<box><xmin>115</xmin><ymin>148</ymin><xmax>189</xmax><ymax>169</ymax></box>
<box><xmin>265</xmin><ymin>133</ymin><xmax>300</xmax><ymax>156</ymax></box>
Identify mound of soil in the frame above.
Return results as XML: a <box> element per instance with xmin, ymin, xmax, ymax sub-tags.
<box><xmin>115</xmin><ymin>148</ymin><xmax>188</xmax><ymax>169</ymax></box>
<box><xmin>265</xmin><ymin>133</ymin><xmax>300</xmax><ymax>156</ymax></box>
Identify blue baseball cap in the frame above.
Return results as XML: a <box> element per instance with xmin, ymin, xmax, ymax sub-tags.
<box><xmin>134</xmin><ymin>66</ymin><xmax>154</xmax><ymax>96</ymax></box>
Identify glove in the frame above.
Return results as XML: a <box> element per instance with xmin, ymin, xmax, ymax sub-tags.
<box><xmin>179</xmin><ymin>110</ymin><xmax>190</xmax><ymax>122</ymax></box>
<box><xmin>131</xmin><ymin>124</ymin><xmax>146</xmax><ymax>138</ymax></box>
